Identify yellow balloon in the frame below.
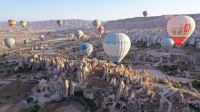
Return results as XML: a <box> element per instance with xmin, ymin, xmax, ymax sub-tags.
<box><xmin>20</xmin><ymin>21</ymin><xmax>27</xmax><ymax>27</ymax></box>
<box><xmin>92</xmin><ymin>20</ymin><xmax>101</xmax><ymax>29</ymax></box>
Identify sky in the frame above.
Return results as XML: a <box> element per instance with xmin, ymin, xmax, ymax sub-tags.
<box><xmin>0</xmin><ymin>0</ymin><xmax>199</xmax><ymax>21</ymax></box>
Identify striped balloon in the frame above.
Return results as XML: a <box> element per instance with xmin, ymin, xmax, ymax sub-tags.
<box><xmin>103</xmin><ymin>33</ymin><xmax>131</xmax><ymax>64</ymax></box>
<box><xmin>80</xmin><ymin>42</ymin><xmax>93</xmax><ymax>57</ymax></box>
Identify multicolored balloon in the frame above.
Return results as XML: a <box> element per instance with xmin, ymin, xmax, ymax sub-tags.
<box><xmin>8</xmin><ymin>19</ymin><xmax>17</xmax><ymax>27</ymax></box>
<box><xmin>167</xmin><ymin>16</ymin><xmax>196</xmax><ymax>47</ymax></box>
<box><xmin>57</xmin><ymin>20</ymin><xmax>64</xmax><ymax>26</ymax></box>
<box><xmin>80</xmin><ymin>42</ymin><xmax>93</xmax><ymax>57</ymax></box>
<box><xmin>143</xmin><ymin>11</ymin><xmax>148</xmax><ymax>17</ymax></box>
<box><xmin>20</xmin><ymin>21</ymin><xmax>27</xmax><ymax>28</ymax></box>
<box><xmin>160</xmin><ymin>38</ymin><xmax>174</xmax><ymax>52</ymax></box>
<box><xmin>92</xmin><ymin>19</ymin><xmax>101</xmax><ymax>29</ymax></box>
<box><xmin>97</xmin><ymin>25</ymin><xmax>105</xmax><ymax>35</ymax></box>
<box><xmin>75</xmin><ymin>30</ymin><xmax>84</xmax><ymax>39</ymax></box>
<box><xmin>4</xmin><ymin>37</ymin><xmax>15</xmax><ymax>48</ymax></box>
<box><xmin>103</xmin><ymin>33</ymin><xmax>131</xmax><ymax>64</ymax></box>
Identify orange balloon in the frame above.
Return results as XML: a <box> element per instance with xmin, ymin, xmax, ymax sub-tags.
<box><xmin>8</xmin><ymin>19</ymin><xmax>16</xmax><ymax>27</ymax></box>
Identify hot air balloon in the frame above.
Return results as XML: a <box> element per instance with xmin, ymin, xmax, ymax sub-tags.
<box><xmin>8</xmin><ymin>19</ymin><xmax>17</xmax><ymax>27</ymax></box>
<box><xmin>160</xmin><ymin>38</ymin><xmax>174</xmax><ymax>52</ymax></box>
<box><xmin>167</xmin><ymin>16</ymin><xmax>196</xmax><ymax>47</ymax></box>
<box><xmin>92</xmin><ymin>19</ymin><xmax>101</xmax><ymax>29</ymax></box>
<box><xmin>4</xmin><ymin>37</ymin><xmax>15</xmax><ymax>48</ymax></box>
<box><xmin>75</xmin><ymin>30</ymin><xmax>84</xmax><ymax>39</ymax></box>
<box><xmin>39</xmin><ymin>35</ymin><xmax>45</xmax><ymax>41</ymax></box>
<box><xmin>103</xmin><ymin>33</ymin><xmax>131</xmax><ymax>64</ymax></box>
<box><xmin>24</xmin><ymin>39</ymin><xmax>29</xmax><ymax>45</ymax></box>
<box><xmin>97</xmin><ymin>25</ymin><xmax>105</xmax><ymax>35</ymax></box>
<box><xmin>80</xmin><ymin>42</ymin><xmax>93</xmax><ymax>57</ymax></box>
<box><xmin>20</xmin><ymin>21</ymin><xmax>27</xmax><ymax>28</ymax></box>
<box><xmin>57</xmin><ymin>20</ymin><xmax>64</xmax><ymax>26</ymax></box>
<box><xmin>143</xmin><ymin>11</ymin><xmax>148</xmax><ymax>17</ymax></box>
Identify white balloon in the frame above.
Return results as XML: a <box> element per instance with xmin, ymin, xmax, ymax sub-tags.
<box><xmin>167</xmin><ymin>16</ymin><xmax>196</xmax><ymax>46</ymax></box>
<box><xmin>39</xmin><ymin>35</ymin><xmax>45</xmax><ymax>41</ymax></box>
<box><xmin>103</xmin><ymin>33</ymin><xmax>131</xmax><ymax>63</ymax></box>
<box><xmin>75</xmin><ymin>30</ymin><xmax>84</xmax><ymax>39</ymax></box>
<box><xmin>4</xmin><ymin>37</ymin><xmax>15</xmax><ymax>48</ymax></box>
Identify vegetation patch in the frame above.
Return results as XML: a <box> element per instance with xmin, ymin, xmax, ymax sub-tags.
<box><xmin>191</xmin><ymin>80</ymin><xmax>200</xmax><ymax>90</ymax></box>
<box><xmin>159</xmin><ymin>65</ymin><xmax>178</xmax><ymax>75</ymax></box>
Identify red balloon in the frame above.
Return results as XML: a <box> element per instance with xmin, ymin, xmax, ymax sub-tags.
<box><xmin>167</xmin><ymin>16</ymin><xmax>196</xmax><ymax>47</ymax></box>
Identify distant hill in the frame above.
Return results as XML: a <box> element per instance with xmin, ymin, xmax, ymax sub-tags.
<box><xmin>0</xmin><ymin>19</ymin><xmax>93</xmax><ymax>32</ymax></box>
<box><xmin>0</xmin><ymin>13</ymin><xmax>200</xmax><ymax>33</ymax></box>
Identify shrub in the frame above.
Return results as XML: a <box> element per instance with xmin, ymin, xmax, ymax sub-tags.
<box><xmin>25</xmin><ymin>104</ymin><xmax>40</xmax><ymax>112</ymax></box>
<box><xmin>26</xmin><ymin>97</ymin><xmax>34</xmax><ymax>104</ymax></box>
<box><xmin>191</xmin><ymin>80</ymin><xmax>200</xmax><ymax>89</ymax></box>
<box><xmin>2</xmin><ymin>53</ymin><xmax>7</xmax><ymax>58</ymax></box>
<box><xmin>5</xmin><ymin>95</ymin><xmax>10</xmax><ymax>100</ymax></box>
<box><xmin>160</xmin><ymin>65</ymin><xmax>178</xmax><ymax>75</ymax></box>
<box><xmin>17</xmin><ymin>75</ymin><xmax>21</xmax><ymax>79</ymax></box>
<box><xmin>157</xmin><ymin>79</ymin><xmax>166</xmax><ymax>84</ymax></box>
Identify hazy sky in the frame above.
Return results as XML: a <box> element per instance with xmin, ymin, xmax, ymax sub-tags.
<box><xmin>0</xmin><ymin>0</ymin><xmax>199</xmax><ymax>21</ymax></box>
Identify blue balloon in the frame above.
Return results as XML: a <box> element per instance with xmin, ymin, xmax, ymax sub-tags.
<box><xmin>80</xmin><ymin>42</ymin><xmax>93</xmax><ymax>57</ymax></box>
<box><xmin>160</xmin><ymin>38</ymin><xmax>174</xmax><ymax>52</ymax></box>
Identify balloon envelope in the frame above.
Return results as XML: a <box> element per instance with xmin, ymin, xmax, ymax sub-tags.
<box><xmin>24</xmin><ymin>39</ymin><xmax>29</xmax><ymax>45</ymax></box>
<box><xmin>167</xmin><ymin>16</ymin><xmax>196</xmax><ymax>47</ymax></box>
<box><xmin>8</xmin><ymin>19</ymin><xmax>16</xmax><ymax>27</ymax></box>
<box><xmin>103</xmin><ymin>33</ymin><xmax>131</xmax><ymax>64</ymax></box>
<box><xmin>75</xmin><ymin>30</ymin><xmax>84</xmax><ymax>39</ymax></box>
<box><xmin>97</xmin><ymin>25</ymin><xmax>105</xmax><ymax>35</ymax></box>
<box><xmin>4</xmin><ymin>37</ymin><xmax>15</xmax><ymax>48</ymax></box>
<box><xmin>39</xmin><ymin>35</ymin><xmax>45</xmax><ymax>41</ymax></box>
<box><xmin>57</xmin><ymin>20</ymin><xmax>64</xmax><ymax>26</ymax></box>
<box><xmin>143</xmin><ymin>11</ymin><xmax>148</xmax><ymax>17</ymax></box>
<box><xmin>80</xmin><ymin>42</ymin><xmax>93</xmax><ymax>57</ymax></box>
<box><xmin>160</xmin><ymin>38</ymin><xmax>174</xmax><ymax>52</ymax></box>
<box><xmin>92</xmin><ymin>20</ymin><xmax>101</xmax><ymax>29</ymax></box>
<box><xmin>20</xmin><ymin>21</ymin><xmax>27</xmax><ymax>27</ymax></box>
